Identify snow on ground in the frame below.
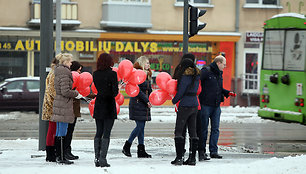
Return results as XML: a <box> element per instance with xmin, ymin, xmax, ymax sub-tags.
<box><xmin>0</xmin><ymin>106</ymin><xmax>273</xmax><ymax>124</ymax></box>
<box><xmin>0</xmin><ymin>106</ymin><xmax>305</xmax><ymax>173</ymax></box>
<box><xmin>0</xmin><ymin>138</ymin><xmax>306</xmax><ymax>174</ymax></box>
<box><xmin>82</xmin><ymin>105</ymin><xmax>271</xmax><ymax>124</ymax></box>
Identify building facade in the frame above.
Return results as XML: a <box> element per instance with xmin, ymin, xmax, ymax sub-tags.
<box><xmin>0</xmin><ymin>0</ymin><xmax>305</xmax><ymax>106</ymax></box>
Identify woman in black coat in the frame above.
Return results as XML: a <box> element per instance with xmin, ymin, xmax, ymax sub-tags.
<box><xmin>122</xmin><ymin>56</ymin><xmax>152</xmax><ymax>158</ymax></box>
<box><xmin>93</xmin><ymin>53</ymin><xmax>119</xmax><ymax>167</ymax></box>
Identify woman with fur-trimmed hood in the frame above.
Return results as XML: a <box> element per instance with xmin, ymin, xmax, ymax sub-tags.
<box><xmin>171</xmin><ymin>53</ymin><xmax>200</xmax><ymax>166</ymax></box>
<box><xmin>122</xmin><ymin>56</ymin><xmax>153</xmax><ymax>158</ymax></box>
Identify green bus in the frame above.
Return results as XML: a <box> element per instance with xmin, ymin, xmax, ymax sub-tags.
<box><xmin>258</xmin><ymin>13</ymin><xmax>306</xmax><ymax>124</ymax></box>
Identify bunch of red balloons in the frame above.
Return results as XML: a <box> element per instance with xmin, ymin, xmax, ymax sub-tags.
<box><xmin>149</xmin><ymin>72</ymin><xmax>202</xmax><ymax>106</ymax></box>
<box><xmin>149</xmin><ymin>72</ymin><xmax>177</xmax><ymax>106</ymax></box>
<box><xmin>85</xmin><ymin>59</ymin><xmax>147</xmax><ymax>118</ymax></box>
<box><xmin>87</xmin><ymin>92</ymin><xmax>123</xmax><ymax>118</ymax></box>
<box><xmin>72</xmin><ymin>71</ymin><xmax>93</xmax><ymax>97</ymax></box>
<box><xmin>112</xmin><ymin>60</ymin><xmax>147</xmax><ymax>97</ymax></box>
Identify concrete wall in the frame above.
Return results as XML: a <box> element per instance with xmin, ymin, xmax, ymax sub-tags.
<box><xmin>0</xmin><ymin>0</ymin><xmax>31</xmax><ymax>27</ymax></box>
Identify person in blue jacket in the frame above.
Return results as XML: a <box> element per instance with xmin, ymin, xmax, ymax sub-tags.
<box><xmin>199</xmin><ymin>55</ymin><xmax>235</xmax><ymax>159</ymax></box>
<box><xmin>122</xmin><ymin>56</ymin><xmax>153</xmax><ymax>158</ymax></box>
<box><xmin>171</xmin><ymin>54</ymin><xmax>200</xmax><ymax>166</ymax></box>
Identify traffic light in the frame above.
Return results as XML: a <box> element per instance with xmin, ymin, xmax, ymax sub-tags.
<box><xmin>189</xmin><ymin>6</ymin><xmax>206</xmax><ymax>37</ymax></box>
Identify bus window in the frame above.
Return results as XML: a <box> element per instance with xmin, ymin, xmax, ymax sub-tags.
<box><xmin>284</xmin><ymin>30</ymin><xmax>306</xmax><ymax>71</ymax></box>
<box><xmin>262</xmin><ymin>30</ymin><xmax>285</xmax><ymax>70</ymax></box>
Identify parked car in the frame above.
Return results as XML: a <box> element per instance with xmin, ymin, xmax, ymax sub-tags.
<box><xmin>0</xmin><ymin>77</ymin><xmax>39</xmax><ymax>113</ymax></box>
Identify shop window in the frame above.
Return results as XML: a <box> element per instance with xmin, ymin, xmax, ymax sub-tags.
<box><xmin>34</xmin><ymin>52</ymin><xmax>40</xmax><ymax>77</ymax></box>
<box><xmin>0</xmin><ymin>51</ymin><xmax>27</xmax><ymax>81</ymax></box>
<box><xmin>243</xmin><ymin>53</ymin><xmax>259</xmax><ymax>93</ymax></box>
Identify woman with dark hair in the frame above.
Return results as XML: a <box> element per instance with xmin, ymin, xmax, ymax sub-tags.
<box><xmin>93</xmin><ymin>53</ymin><xmax>119</xmax><ymax>167</ymax></box>
<box><xmin>42</xmin><ymin>57</ymin><xmax>59</xmax><ymax>162</ymax></box>
<box><xmin>63</xmin><ymin>61</ymin><xmax>83</xmax><ymax>160</ymax></box>
<box><xmin>171</xmin><ymin>53</ymin><xmax>200</xmax><ymax>166</ymax></box>
<box><xmin>122</xmin><ymin>56</ymin><xmax>152</xmax><ymax>158</ymax></box>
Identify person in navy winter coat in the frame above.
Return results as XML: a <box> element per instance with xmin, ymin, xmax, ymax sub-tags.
<box><xmin>198</xmin><ymin>55</ymin><xmax>235</xmax><ymax>159</ymax></box>
<box><xmin>171</xmin><ymin>54</ymin><xmax>200</xmax><ymax>166</ymax></box>
<box><xmin>122</xmin><ymin>56</ymin><xmax>153</xmax><ymax>158</ymax></box>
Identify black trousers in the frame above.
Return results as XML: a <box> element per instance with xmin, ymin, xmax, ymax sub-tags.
<box><xmin>175</xmin><ymin>106</ymin><xmax>198</xmax><ymax>138</ymax></box>
<box><xmin>65</xmin><ymin>117</ymin><xmax>77</xmax><ymax>150</ymax></box>
<box><xmin>95</xmin><ymin>119</ymin><xmax>115</xmax><ymax>139</ymax></box>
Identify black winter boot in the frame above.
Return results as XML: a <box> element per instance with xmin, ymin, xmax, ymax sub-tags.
<box><xmin>198</xmin><ymin>150</ymin><xmax>210</xmax><ymax>161</ymax></box>
<box><xmin>171</xmin><ymin>136</ymin><xmax>184</xmax><ymax>166</ymax></box>
<box><xmin>186</xmin><ymin>137</ymin><xmax>198</xmax><ymax>165</ymax></box>
<box><xmin>122</xmin><ymin>141</ymin><xmax>132</xmax><ymax>157</ymax></box>
<box><xmin>46</xmin><ymin>146</ymin><xmax>56</xmax><ymax>162</ymax></box>
<box><xmin>99</xmin><ymin>138</ymin><xmax>110</xmax><ymax>167</ymax></box>
<box><xmin>65</xmin><ymin>146</ymin><xmax>79</xmax><ymax>160</ymax></box>
<box><xmin>137</xmin><ymin>144</ymin><xmax>152</xmax><ymax>158</ymax></box>
<box><xmin>55</xmin><ymin>136</ymin><xmax>74</xmax><ymax>165</ymax></box>
<box><xmin>94</xmin><ymin>138</ymin><xmax>101</xmax><ymax>167</ymax></box>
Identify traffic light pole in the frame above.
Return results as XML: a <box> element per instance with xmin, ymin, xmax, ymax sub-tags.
<box><xmin>183</xmin><ymin>0</ymin><xmax>189</xmax><ymax>54</ymax></box>
<box><xmin>39</xmin><ymin>0</ymin><xmax>54</xmax><ymax>150</ymax></box>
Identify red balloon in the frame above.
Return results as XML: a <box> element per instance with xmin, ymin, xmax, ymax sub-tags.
<box><xmin>78</xmin><ymin>72</ymin><xmax>93</xmax><ymax>87</ymax></box>
<box><xmin>116</xmin><ymin>102</ymin><xmax>120</xmax><ymax>115</ymax></box>
<box><xmin>88</xmin><ymin>98</ymin><xmax>96</xmax><ymax>117</ymax></box>
<box><xmin>77</xmin><ymin>86</ymin><xmax>90</xmax><ymax>97</ymax></box>
<box><xmin>128</xmin><ymin>70</ymin><xmax>147</xmax><ymax>85</ymax></box>
<box><xmin>91</xmin><ymin>83</ymin><xmax>97</xmax><ymax>95</ymax></box>
<box><xmin>197</xmin><ymin>81</ymin><xmax>202</xmax><ymax>95</ymax></box>
<box><xmin>115</xmin><ymin>92</ymin><xmax>124</xmax><ymax>105</ymax></box>
<box><xmin>112</xmin><ymin>67</ymin><xmax>121</xmax><ymax>81</ymax></box>
<box><xmin>71</xmin><ymin>71</ymin><xmax>80</xmax><ymax>89</ymax></box>
<box><xmin>125</xmin><ymin>83</ymin><xmax>139</xmax><ymax>97</ymax></box>
<box><xmin>118</xmin><ymin>60</ymin><xmax>133</xmax><ymax>80</ymax></box>
<box><xmin>166</xmin><ymin>79</ymin><xmax>177</xmax><ymax>95</ymax></box>
<box><xmin>156</xmin><ymin>72</ymin><xmax>172</xmax><ymax>91</ymax></box>
<box><xmin>149</xmin><ymin>89</ymin><xmax>168</xmax><ymax>106</ymax></box>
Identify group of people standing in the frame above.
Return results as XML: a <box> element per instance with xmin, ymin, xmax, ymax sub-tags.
<box><xmin>42</xmin><ymin>51</ymin><xmax>234</xmax><ymax>167</ymax></box>
<box><xmin>171</xmin><ymin>53</ymin><xmax>234</xmax><ymax>166</ymax></box>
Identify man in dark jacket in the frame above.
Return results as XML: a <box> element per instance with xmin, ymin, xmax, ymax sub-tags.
<box><xmin>198</xmin><ymin>55</ymin><xmax>235</xmax><ymax>159</ymax></box>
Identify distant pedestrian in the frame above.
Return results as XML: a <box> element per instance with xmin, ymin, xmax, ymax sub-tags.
<box><xmin>51</xmin><ymin>53</ymin><xmax>83</xmax><ymax>165</ymax></box>
<box><xmin>122</xmin><ymin>56</ymin><xmax>153</xmax><ymax>158</ymax></box>
<box><xmin>42</xmin><ymin>57</ymin><xmax>59</xmax><ymax>162</ymax></box>
<box><xmin>93</xmin><ymin>53</ymin><xmax>119</xmax><ymax>167</ymax></box>
<box><xmin>171</xmin><ymin>53</ymin><xmax>200</xmax><ymax>166</ymax></box>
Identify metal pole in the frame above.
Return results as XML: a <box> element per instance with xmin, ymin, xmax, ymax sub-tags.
<box><xmin>183</xmin><ymin>0</ymin><xmax>189</xmax><ymax>54</ymax></box>
<box><xmin>39</xmin><ymin>0</ymin><xmax>54</xmax><ymax>150</ymax></box>
<box><xmin>56</xmin><ymin>0</ymin><xmax>62</xmax><ymax>54</ymax></box>
<box><xmin>234</xmin><ymin>0</ymin><xmax>240</xmax><ymax>106</ymax></box>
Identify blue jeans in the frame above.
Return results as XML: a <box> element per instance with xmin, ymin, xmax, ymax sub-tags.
<box><xmin>56</xmin><ymin>122</ymin><xmax>68</xmax><ymax>137</ymax></box>
<box><xmin>128</xmin><ymin>120</ymin><xmax>146</xmax><ymax>145</ymax></box>
<box><xmin>201</xmin><ymin>105</ymin><xmax>221</xmax><ymax>154</ymax></box>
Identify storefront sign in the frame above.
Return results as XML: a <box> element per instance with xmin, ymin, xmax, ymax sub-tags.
<box><xmin>245</xmin><ymin>32</ymin><xmax>263</xmax><ymax>43</ymax></box>
<box><xmin>0</xmin><ymin>40</ymin><xmax>212</xmax><ymax>54</ymax></box>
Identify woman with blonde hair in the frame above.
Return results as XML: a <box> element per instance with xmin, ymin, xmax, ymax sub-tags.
<box><xmin>122</xmin><ymin>56</ymin><xmax>153</xmax><ymax>158</ymax></box>
<box><xmin>51</xmin><ymin>53</ymin><xmax>83</xmax><ymax>165</ymax></box>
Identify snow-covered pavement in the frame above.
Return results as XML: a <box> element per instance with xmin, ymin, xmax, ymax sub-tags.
<box><xmin>1</xmin><ymin>106</ymin><xmax>306</xmax><ymax>173</ymax></box>
<box><xmin>1</xmin><ymin>138</ymin><xmax>306</xmax><ymax>174</ymax></box>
